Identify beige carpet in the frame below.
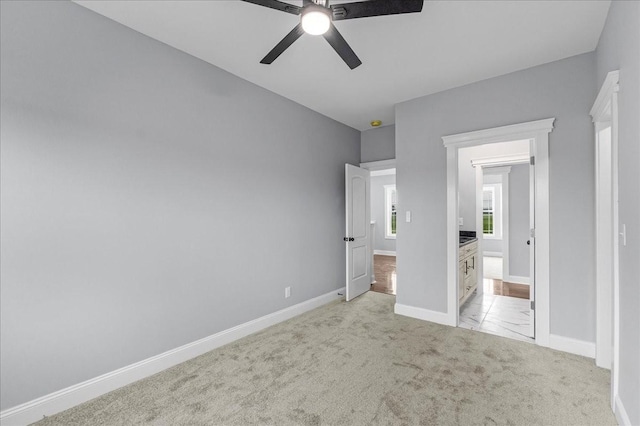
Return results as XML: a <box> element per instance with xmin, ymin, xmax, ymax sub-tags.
<box><xmin>35</xmin><ymin>292</ymin><xmax>615</xmax><ymax>425</ymax></box>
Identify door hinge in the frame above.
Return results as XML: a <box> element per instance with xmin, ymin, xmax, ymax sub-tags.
<box><xmin>530</xmin><ymin>228</ymin><xmax>536</xmax><ymax>238</ymax></box>
<box><xmin>530</xmin><ymin>156</ymin><xmax>535</xmax><ymax>166</ymax></box>
<box><xmin>530</xmin><ymin>300</ymin><xmax>535</xmax><ymax>310</ymax></box>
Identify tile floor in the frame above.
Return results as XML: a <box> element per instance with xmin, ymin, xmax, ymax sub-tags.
<box><xmin>459</xmin><ymin>289</ymin><xmax>533</xmax><ymax>343</ymax></box>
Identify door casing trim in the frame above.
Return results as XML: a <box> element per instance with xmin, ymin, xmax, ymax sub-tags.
<box><xmin>590</xmin><ymin>70</ymin><xmax>619</xmax><ymax>409</ymax></box>
<box><xmin>442</xmin><ymin>118</ymin><xmax>554</xmax><ymax>346</ymax></box>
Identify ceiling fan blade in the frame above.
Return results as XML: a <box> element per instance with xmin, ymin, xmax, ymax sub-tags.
<box><xmin>322</xmin><ymin>23</ymin><xmax>362</xmax><ymax>70</ymax></box>
<box><xmin>260</xmin><ymin>24</ymin><xmax>305</xmax><ymax>64</ymax></box>
<box><xmin>330</xmin><ymin>0</ymin><xmax>423</xmax><ymax>21</ymax></box>
<box><xmin>241</xmin><ymin>0</ymin><xmax>301</xmax><ymax>15</ymax></box>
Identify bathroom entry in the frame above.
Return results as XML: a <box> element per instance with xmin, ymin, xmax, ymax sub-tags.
<box><xmin>457</xmin><ymin>140</ymin><xmax>534</xmax><ymax>342</ymax></box>
<box><xmin>369</xmin><ymin>167</ymin><xmax>396</xmax><ymax>295</ymax></box>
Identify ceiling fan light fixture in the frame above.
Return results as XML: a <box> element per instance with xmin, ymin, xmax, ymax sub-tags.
<box><xmin>301</xmin><ymin>7</ymin><xmax>331</xmax><ymax>35</ymax></box>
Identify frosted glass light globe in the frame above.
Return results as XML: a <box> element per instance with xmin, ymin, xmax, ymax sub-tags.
<box><xmin>301</xmin><ymin>10</ymin><xmax>331</xmax><ymax>35</ymax></box>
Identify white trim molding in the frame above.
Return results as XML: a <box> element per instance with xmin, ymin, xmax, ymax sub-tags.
<box><xmin>590</xmin><ymin>69</ymin><xmax>620</xmax><ymax>411</ymax></box>
<box><xmin>374</xmin><ymin>250</ymin><xmax>396</xmax><ymax>256</ymax></box>
<box><xmin>442</xmin><ymin>119</ymin><xmax>555</xmax><ymax>149</ymax></box>
<box><xmin>443</xmin><ymin>118</ymin><xmax>554</xmax><ymax>349</ymax></box>
<box><xmin>394</xmin><ymin>303</ymin><xmax>455</xmax><ymax>327</ymax></box>
<box><xmin>359</xmin><ymin>159</ymin><xmax>396</xmax><ymax>171</ymax></box>
<box><xmin>548</xmin><ymin>334</ymin><xmax>596</xmax><ymax>359</ymax></box>
<box><xmin>0</xmin><ymin>288</ymin><xmax>345</xmax><ymax>426</ymax></box>
<box><xmin>482</xmin><ymin>165</ymin><xmax>512</xmax><ymax>175</ymax></box>
<box><xmin>614</xmin><ymin>394</ymin><xmax>631</xmax><ymax>426</ymax></box>
<box><xmin>471</xmin><ymin>154</ymin><xmax>528</xmax><ymax>168</ymax></box>
<box><xmin>370</xmin><ymin>168</ymin><xmax>396</xmax><ymax>177</ymax></box>
<box><xmin>590</xmin><ymin>71</ymin><xmax>619</xmax><ymax>121</ymax></box>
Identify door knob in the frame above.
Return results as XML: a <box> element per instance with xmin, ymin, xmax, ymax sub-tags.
<box><xmin>527</xmin><ymin>240</ymin><xmax>530</xmax><ymax>245</ymax></box>
<box><xmin>343</xmin><ymin>237</ymin><xmax>355</xmax><ymax>242</ymax></box>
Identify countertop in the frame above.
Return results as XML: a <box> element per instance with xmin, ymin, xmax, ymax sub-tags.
<box><xmin>459</xmin><ymin>237</ymin><xmax>478</xmax><ymax>248</ymax></box>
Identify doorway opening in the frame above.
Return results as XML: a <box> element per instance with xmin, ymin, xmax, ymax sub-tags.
<box><xmin>442</xmin><ymin>118</ymin><xmax>554</xmax><ymax>347</ymax></box>
<box><xmin>351</xmin><ymin>159</ymin><xmax>397</xmax><ymax>297</ymax></box>
<box><xmin>456</xmin><ymin>141</ymin><xmax>533</xmax><ymax>343</ymax></box>
<box><xmin>369</xmin><ymin>167</ymin><xmax>396</xmax><ymax>295</ymax></box>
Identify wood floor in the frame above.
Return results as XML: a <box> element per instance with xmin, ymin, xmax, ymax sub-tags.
<box><xmin>369</xmin><ymin>255</ymin><xmax>527</xmax><ymax>299</ymax></box>
<box><xmin>371</xmin><ymin>254</ymin><xmax>396</xmax><ymax>295</ymax></box>
<box><xmin>484</xmin><ymin>278</ymin><xmax>530</xmax><ymax>299</ymax></box>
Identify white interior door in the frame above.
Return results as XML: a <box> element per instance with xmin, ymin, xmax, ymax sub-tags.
<box><xmin>345</xmin><ymin>164</ymin><xmax>371</xmax><ymax>301</ymax></box>
<box><xmin>529</xmin><ymin>144</ymin><xmax>536</xmax><ymax>338</ymax></box>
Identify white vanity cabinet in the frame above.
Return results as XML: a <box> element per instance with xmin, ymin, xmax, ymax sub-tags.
<box><xmin>458</xmin><ymin>241</ymin><xmax>478</xmax><ymax>306</ymax></box>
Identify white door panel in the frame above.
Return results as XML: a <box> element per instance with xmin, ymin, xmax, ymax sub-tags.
<box><xmin>345</xmin><ymin>164</ymin><xmax>371</xmax><ymax>301</ymax></box>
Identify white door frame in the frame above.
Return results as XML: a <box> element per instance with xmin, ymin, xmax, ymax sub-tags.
<box><xmin>360</xmin><ymin>159</ymin><xmax>396</xmax><ymax>172</ymax></box>
<box><xmin>442</xmin><ymin>118</ymin><xmax>554</xmax><ymax>346</ymax></box>
<box><xmin>590</xmin><ymin>70</ymin><xmax>619</xmax><ymax>408</ymax></box>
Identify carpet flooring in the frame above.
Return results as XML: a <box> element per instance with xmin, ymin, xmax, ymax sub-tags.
<box><xmin>35</xmin><ymin>292</ymin><xmax>615</xmax><ymax>425</ymax></box>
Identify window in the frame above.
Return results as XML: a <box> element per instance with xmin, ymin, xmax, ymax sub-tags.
<box><xmin>483</xmin><ymin>183</ymin><xmax>502</xmax><ymax>239</ymax></box>
<box><xmin>483</xmin><ymin>187</ymin><xmax>495</xmax><ymax>235</ymax></box>
<box><xmin>384</xmin><ymin>185</ymin><xmax>397</xmax><ymax>239</ymax></box>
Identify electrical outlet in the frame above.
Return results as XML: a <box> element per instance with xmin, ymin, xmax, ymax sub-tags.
<box><xmin>459</xmin><ymin>217</ymin><xmax>464</xmax><ymax>226</ymax></box>
<box><xmin>285</xmin><ymin>287</ymin><xmax>291</xmax><ymax>298</ymax></box>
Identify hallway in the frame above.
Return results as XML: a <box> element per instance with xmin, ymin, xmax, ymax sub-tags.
<box><xmin>371</xmin><ymin>254</ymin><xmax>396</xmax><ymax>295</ymax></box>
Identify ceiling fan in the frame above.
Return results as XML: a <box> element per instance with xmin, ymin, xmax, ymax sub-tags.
<box><xmin>241</xmin><ymin>0</ymin><xmax>424</xmax><ymax>69</ymax></box>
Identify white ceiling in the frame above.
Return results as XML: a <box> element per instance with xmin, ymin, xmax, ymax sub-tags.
<box><xmin>74</xmin><ymin>0</ymin><xmax>611</xmax><ymax>131</ymax></box>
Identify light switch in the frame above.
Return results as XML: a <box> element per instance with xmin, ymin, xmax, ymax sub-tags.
<box><xmin>459</xmin><ymin>217</ymin><xmax>464</xmax><ymax>226</ymax></box>
<box><xmin>406</xmin><ymin>211</ymin><xmax>411</xmax><ymax>222</ymax></box>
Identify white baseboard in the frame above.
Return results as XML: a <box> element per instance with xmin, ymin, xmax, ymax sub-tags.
<box><xmin>504</xmin><ymin>275</ymin><xmax>530</xmax><ymax>285</ymax></box>
<box><xmin>483</xmin><ymin>251</ymin><xmax>503</xmax><ymax>258</ymax></box>
<box><xmin>394</xmin><ymin>303</ymin><xmax>455</xmax><ymax>327</ymax></box>
<box><xmin>374</xmin><ymin>250</ymin><xmax>396</xmax><ymax>256</ymax></box>
<box><xmin>614</xmin><ymin>393</ymin><xmax>632</xmax><ymax>426</ymax></box>
<box><xmin>548</xmin><ymin>334</ymin><xmax>596</xmax><ymax>359</ymax></box>
<box><xmin>0</xmin><ymin>288</ymin><xmax>345</xmax><ymax>426</ymax></box>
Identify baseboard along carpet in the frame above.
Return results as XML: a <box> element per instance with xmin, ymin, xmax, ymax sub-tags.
<box><xmin>35</xmin><ymin>292</ymin><xmax>615</xmax><ymax>425</ymax></box>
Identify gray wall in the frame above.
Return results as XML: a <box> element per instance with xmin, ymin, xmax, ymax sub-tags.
<box><xmin>596</xmin><ymin>1</ymin><xmax>640</xmax><ymax>423</ymax></box>
<box><xmin>457</xmin><ymin>147</ymin><xmax>478</xmax><ymax>233</ymax></box>
<box><xmin>0</xmin><ymin>1</ymin><xmax>360</xmax><ymax>410</ymax></box>
<box><xmin>370</xmin><ymin>174</ymin><xmax>396</xmax><ymax>253</ymax></box>
<box><xmin>509</xmin><ymin>164</ymin><xmax>530</xmax><ymax>278</ymax></box>
<box><xmin>395</xmin><ymin>53</ymin><xmax>596</xmax><ymax>342</ymax></box>
<box><xmin>361</xmin><ymin>125</ymin><xmax>395</xmax><ymax>163</ymax></box>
